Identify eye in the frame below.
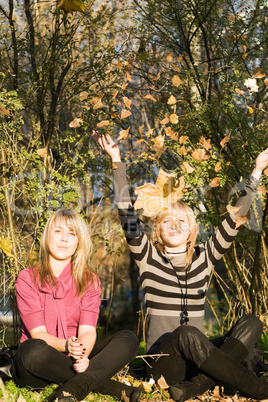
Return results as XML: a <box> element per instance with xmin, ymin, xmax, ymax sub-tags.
<box><xmin>69</xmin><ymin>231</ymin><xmax>76</xmax><ymax>236</ymax></box>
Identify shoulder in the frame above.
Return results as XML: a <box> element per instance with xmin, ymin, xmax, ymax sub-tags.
<box><xmin>17</xmin><ymin>266</ymin><xmax>34</xmax><ymax>281</ymax></box>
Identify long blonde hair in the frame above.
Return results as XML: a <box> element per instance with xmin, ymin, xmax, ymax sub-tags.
<box><xmin>153</xmin><ymin>201</ymin><xmax>198</xmax><ymax>269</ymax></box>
<box><xmin>34</xmin><ymin>209</ymin><xmax>97</xmax><ymax>296</ymax></box>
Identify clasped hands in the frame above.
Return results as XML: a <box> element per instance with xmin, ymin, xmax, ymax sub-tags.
<box><xmin>66</xmin><ymin>336</ymin><xmax>89</xmax><ymax>373</ymax></box>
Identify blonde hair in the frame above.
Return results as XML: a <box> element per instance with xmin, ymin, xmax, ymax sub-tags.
<box><xmin>34</xmin><ymin>209</ymin><xmax>97</xmax><ymax>296</ymax></box>
<box><xmin>153</xmin><ymin>201</ymin><xmax>198</xmax><ymax>270</ymax></box>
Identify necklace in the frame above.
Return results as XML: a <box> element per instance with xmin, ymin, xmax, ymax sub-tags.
<box><xmin>165</xmin><ymin>250</ymin><xmax>187</xmax><ymax>255</ymax></box>
<box><xmin>165</xmin><ymin>256</ymin><xmax>189</xmax><ymax>325</ymax></box>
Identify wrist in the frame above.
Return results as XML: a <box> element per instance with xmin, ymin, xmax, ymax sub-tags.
<box><xmin>251</xmin><ymin>168</ymin><xmax>262</xmax><ymax>180</ymax></box>
<box><xmin>65</xmin><ymin>339</ymin><xmax>69</xmax><ymax>354</ymax></box>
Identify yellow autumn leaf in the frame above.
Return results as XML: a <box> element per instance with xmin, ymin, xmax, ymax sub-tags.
<box><xmin>90</xmin><ymin>96</ymin><xmax>104</xmax><ymax>110</ymax></box>
<box><xmin>160</xmin><ymin>116</ymin><xmax>169</xmax><ymax>125</ymax></box>
<box><xmin>122</xmin><ymin>83</ymin><xmax>128</xmax><ymax>90</ymax></box>
<box><xmin>165</xmin><ymin>126</ymin><xmax>178</xmax><ymax>140</ymax></box>
<box><xmin>123</xmin><ymin>96</ymin><xmax>132</xmax><ymax>108</ymax></box>
<box><xmin>235</xmin><ymin>88</ymin><xmax>245</xmax><ymax>95</ymax></box>
<box><xmin>126</xmin><ymin>71</ymin><xmax>132</xmax><ymax>82</ymax></box>
<box><xmin>191</xmin><ymin>149</ymin><xmax>205</xmax><ymax>161</ymax></box>
<box><xmin>37</xmin><ymin>148</ymin><xmax>47</xmax><ymax>158</ymax></box>
<box><xmin>152</xmin><ymin>134</ymin><xmax>165</xmax><ymax>148</ymax></box>
<box><xmin>179</xmin><ymin>145</ymin><xmax>187</xmax><ymax>156</ymax></box>
<box><xmin>138</xmin><ymin>125</ymin><xmax>144</xmax><ymax>136</ymax></box>
<box><xmin>209</xmin><ymin>177</ymin><xmax>220</xmax><ymax>187</ymax></box>
<box><xmin>142</xmin><ymin>382</ymin><xmax>152</xmax><ymax>393</ymax></box>
<box><xmin>172</xmin><ymin>75</ymin><xmax>182</xmax><ymax>87</ymax></box>
<box><xmin>112</xmin><ymin>90</ymin><xmax>119</xmax><ymax>100</ymax></box>
<box><xmin>220</xmin><ymin>132</ymin><xmax>231</xmax><ymax>149</ymax></box>
<box><xmin>182</xmin><ymin>162</ymin><xmax>195</xmax><ymax>173</ymax></box>
<box><xmin>0</xmin><ymin>237</ymin><xmax>13</xmax><ymax>257</ymax></box>
<box><xmin>167</xmin><ymin>95</ymin><xmax>177</xmax><ymax>105</ymax></box>
<box><xmin>247</xmin><ymin>106</ymin><xmax>254</xmax><ymax>114</ymax></box>
<box><xmin>79</xmin><ymin>91</ymin><xmax>88</xmax><ymax>101</ymax></box>
<box><xmin>121</xmin><ymin>109</ymin><xmax>132</xmax><ymax>119</ymax></box>
<box><xmin>145</xmin><ymin>128</ymin><xmax>155</xmax><ymax>137</ymax></box>
<box><xmin>144</xmin><ymin>94</ymin><xmax>157</xmax><ymax>102</ymax></box>
<box><xmin>264</xmin><ymin>79</ymin><xmax>268</xmax><ymax>86</ymax></box>
<box><xmin>58</xmin><ymin>0</ymin><xmax>85</xmax><ymax>13</ymax></box>
<box><xmin>169</xmin><ymin>113</ymin><xmax>179</xmax><ymax>124</ymax></box>
<box><xmin>215</xmin><ymin>162</ymin><xmax>222</xmax><ymax>172</ymax></box>
<box><xmin>199</xmin><ymin>136</ymin><xmax>212</xmax><ymax>150</ymax></box>
<box><xmin>117</xmin><ymin>127</ymin><xmax>130</xmax><ymax>141</ymax></box>
<box><xmin>179</xmin><ymin>136</ymin><xmax>189</xmax><ymax>143</ymax></box>
<box><xmin>177</xmin><ymin>55</ymin><xmax>183</xmax><ymax>63</ymax></box>
<box><xmin>165</xmin><ymin>52</ymin><xmax>173</xmax><ymax>62</ymax></box>
<box><xmin>69</xmin><ymin>118</ymin><xmax>83</xmax><ymax>128</ymax></box>
<box><xmin>172</xmin><ymin>64</ymin><xmax>181</xmax><ymax>73</ymax></box>
<box><xmin>97</xmin><ymin>120</ymin><xmax>110</xmax><ymax>127</ymax></box>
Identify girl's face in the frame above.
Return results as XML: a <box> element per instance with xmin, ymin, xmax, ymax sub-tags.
<box><xmin>48</xmin><ymin>220</ymin><xmax>79</xmax><ymax>266</ymax></box>
<box><xmin>157</xmin><ymin>209</ymin><xmax>190</xmax><ymax>252</ymax></box>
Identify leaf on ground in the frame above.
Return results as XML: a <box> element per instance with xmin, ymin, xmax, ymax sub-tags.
<box><xmin>79</xmin><ymin>91</ymin><xmax>88</xmax><ymax>101</ymax></box>
<box><xmin>179</xmin><ymin>135</ymin><xmax>189</xmax><ymax>143</ymax></box>
<box><xmin>142</xmin><ymin>381</ymin><xmax>152</xmax><ymax>393</ymax></box>
<box><xmin>169</xmin><ymin>113</ymin><xmax>179</xmax><ymax>124</ymax></box>
<box><xmin>117</xmin><ymin>127</ymin><xmax>130</xmax><ymax>141</ymax></box>
<box><xmin>144</xmin><ymin>94</ymin><xmax>157</xmax><ymax>102</ymax></box>
<box><xmin>121</xmin><ymin>109</ymin><xmax>132</xmax><ymax>119</ymax></box>
<box><xmin>97</xmin><ymin>120</ymin><xmax>110</xmax><ymax>127</ymax></box>
<box><xmin>0</xmin><ymin>105</ymin><xmax>10</xmax><ymax>115</ymax></box>
<box><xmin>160</xmin><ymin>116</ymin><xmax>169</xmax><ymax>125</ymax></box>
<box><xmin>0</xmin><ymin>237</ymin><xmax>13</xmax><ymax>257</ymax></box>
<box><xmin>157</xmin><ymin>375</ymin><xmax>169</xmax><ymax>389</ymax></box>
<box><xmin>252</xmin><ymin>67</ymin><xmax>266</xmax><ymax>78</ymax></box>
<box><xmin>179</xmin><ymin>145</ymin><xmax>188</xmax><ymax>156</ymax></box>
<box><xmin>165</xmin><ymin>52</ymin><xmax>173</xmax><ymax>62</ymax></box>
<box><xmin>215</xmin><ymin>162</ymin><xmax>222</xmax><ymax>172</ymax></box>
<box><xmin>165</xmin><ymin>126</ymin><xmax>178</xmax><ymax>140</ymax></box>
<box><xmin>123</xmin><ymin>96</ymin><xmax>132</xmax><ymax>108</ymax></box>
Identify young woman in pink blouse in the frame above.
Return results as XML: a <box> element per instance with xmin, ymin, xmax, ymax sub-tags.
<box><xmin>13</xmin><ymin>209</ymin><xmax>141</xmax><ymax>402</ymax></box>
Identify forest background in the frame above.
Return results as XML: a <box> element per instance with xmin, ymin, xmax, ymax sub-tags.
<box><xmin>0</xmin><ymin>0</ymin><xmax>268</xmax><ymax>352</ymax></box>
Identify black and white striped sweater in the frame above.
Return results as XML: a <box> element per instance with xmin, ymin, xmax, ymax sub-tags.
<box><xmin>113</xmin><ymin>162</ymin><xmax>257</xmax><ymax>352</ymax></box>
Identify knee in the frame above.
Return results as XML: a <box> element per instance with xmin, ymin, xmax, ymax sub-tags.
<box><xmin>232</xmin><ymin>314</ymin><xmax>263</xmax><ymax>346</ymax></box>
<box><xmin>116</xmin><ymin>330</ymin><xmax>139</xmax><ymax>352</ymax></box>
<box><xmin>16</xmin><ymin>339</ymin><xmax>49</xmax><ymax>369</ymax></box>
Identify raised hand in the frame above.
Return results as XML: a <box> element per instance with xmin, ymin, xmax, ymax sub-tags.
<box><xmin>252</xmin><ymin>147</ymin><xmax>268</xmax><ymax>179</ymax></box>
<box><xmin>93</xmin><ymin>130</ymin><xmax>121</xmax><ymax>162</ymax></box>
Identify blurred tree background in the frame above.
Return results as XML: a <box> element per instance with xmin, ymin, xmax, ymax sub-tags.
<box><xmin>0</xmin><ymin>0</ymin><xmax>267</xmax><ymax>347</ymax></box>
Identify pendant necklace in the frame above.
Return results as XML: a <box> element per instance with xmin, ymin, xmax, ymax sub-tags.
<box><xmin>165</xmin><ymin>255</ymin><xmax>189</xmax><ymax>325</ymax></box>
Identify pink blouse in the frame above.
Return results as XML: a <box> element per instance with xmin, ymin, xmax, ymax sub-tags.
<box><xmin>16</xmin><ymin>262</ymin><xmax>101</xmax><ymax>343</ymax></box>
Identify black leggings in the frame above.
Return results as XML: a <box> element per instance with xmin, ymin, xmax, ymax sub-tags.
<box><xmin>13</xmin><ymin>330</ymin><xmax>139</xmax><ymax>389</ymax></box>
<box><xmin>146</xmin><ymin>314</ymin><xmax>262</xmax><ymax>385</ymax></box>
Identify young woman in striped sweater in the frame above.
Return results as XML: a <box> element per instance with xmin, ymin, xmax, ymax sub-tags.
<box><xmin>95</xmin><ymin>130</ymin><xmax>268</xmax><ymax>401</ymax></box>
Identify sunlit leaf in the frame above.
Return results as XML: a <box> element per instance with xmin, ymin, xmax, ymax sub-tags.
<box><xmin>112</xmin><ymin>90</ymin><xmax>119</xmax><ymax>100</ymax></box>
<box><xmin>123</xmin><ymin>96</ymin><xmax>132</xmax><ymax>108</ymax></box>
<box><xmin>90</xmin><ymin>96</ymin><xmax>104</xmax><ymax>110</ymax></box>
<box><xmin>145</xmin><ymin>128</ymin><xmax>155</xmax><ymax>137</ymax></box>
<box><xmin>122</xmin><ymin>83</ymin><xmax>128</xmax><ymax>90</ymax></box>
<box><xmin>177</xmin><ymin>55</ymin><xmax>183</xmax><ymax>63</ymax></box>
<box><xmin>97</xmin><ymin>120</ymin><xmax>110</xmax><ymax>127</ymax></box>
<box><xmin>191</xmin><ymin>149</ymin><xmax>205</xmax><ymax>161</ymax></box>
<box><xmin>240</xmin><ymin>45</ymin><xmax>247</xmax><ymax>54</ymax></box>
<box><xmin>160</xmin><ymin>116</ymin><xmax>169</xmax><ymax>125</ymax></box>
<box><xmin>252</xmin><ymin>67</ymin><xmax>266</xmax><ymax>79</ymax></box>
<box><xmin>242</xmin><ymin>141</ymin><xmax>248</xmax><ymax>148</ymax></box>
<box><xmin>235</xmin><ymin>215</ymin><xmax>248</xmax><ymax>229</ymax></box>
<box><xmin>209</xmin><ymin>177</ymin><xmax>220</xmax><ymax>187</ymax></box>
<box><xmin>179</xmin><ymin>145</ymin><xmax>187</xmax><ymax>156</ymax></box>
<box><xmin>199</xmin><ymin>136</ymin><xmax>211</xmax><ymax>150</ymax></box>
<box><xmin>138</xmin><ymin>125</ymin><xmax>144</xmax><ymax>136</ymax></box>
<box><xmin>58</xmin><ymin>0</ymin><xmax>85</xmax><ymax>13</ymax></box>
<box><xmin>264</xmin><ymin>79</ymin><xmax>268</xmax><ymax>86</ymax></box>
<box><xmin>79</xmin><ymin>91</ymin><xmax>88</xmax><ymax>101</ymax></box>
<box><xmin>215</xmin><ymin>162</ymin><xmax>222</xmax><ymax>172</ymax></box>
<box><xmin>121</xmin><ymin>109</ymin><xmax>132</xmax><ymax>119</ymax></box>
<box><xmin>172</xmin><ymin>75</ymin><xmax>182</xmax><ymax>87</ymax></box>
<box><xmin>235</xmin><ymin>88</ymin><xmax>245</xmax><ymax>95</ymax></box>
<box><xmin>69</xmin><ymin>118</ymin><xmax>83</xmax><ymax>128</ymax></box>
<box><xmin>182</xmin><ymin>162</ymin><xmax>195</xmax><ymax>173</ymax></box>
<box><xmin>165</xmin><ymin>52</ymin><xmax>173</xmax><ymax>62</ymax></box>
<box><xmin>179</xmin><ymin>136</ymin><xmax>189</xmax><ymax>143</ymax></box>
<box><xmin>152</xmin><ymin>134</ymin><xmax>165</xmax><ymax>148</ymax></box>
<box><xmin>226</xmin><ymin>205</ymin><xmax>242</xmax><ymax>215</ymax></box>
<box><xmin>0</xmin><ymin>237</ymin><xmax>13</xmax><ymax>257</ymax></box>
<box><xmin>167</xmin><ymin>95</ymin><xmax>177</xmax><ymax>105</ymax></box>
<box><xmin>165</xmin><ymin>126</ymin><xmax>178</xmax><ymax>140</ymax></box>
<box><xmin>144</xmin><ymin>94</ymin><xmax>157</xmax><ymax>102</ymax></box>
<box><xmin>0</xmin><ymin>105</ymin><xmax>10</xmax><ymax>115</ymax></box>
<box><xmin>142</xmin><ymin>381</ymin><xmax>152</xmax><ymax>393</ymax></box>
<box><xmin>170</xmin><ymin>113</ymin><xmax>179</xmax><ymax>124</ymax></box>
<box><xmin>37</xmin><ymin>148</ymin><xmax>47</xmax><ymax>158</ymax></box>
<box><xmin>247</xmin><ymin>106</ymin><xmax>254</xmax><ymax>114</ymax></box>
<box><xmin>172</xmin><ymin>64</ymin><xmax>181</xmax><ymax>73</ymax></box>
<box><xmin>117</xmin><ymin>127</ymin><xmax>130</xmax><ymax>141</ymax></box>
<box><xmin>220</xmin><ymin>132</ymin><xmax>231</xmax><ymax>149</ymax></box>
<box><xmin>157</xmin><ymin>375</ymin><xmax>169</xmax><ymax>389</ymax></box>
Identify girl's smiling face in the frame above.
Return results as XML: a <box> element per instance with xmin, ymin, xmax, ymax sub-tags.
<box><xmin>48</xmin><ymin>219</ymin><xmax>79</xmax><ymax>265</ymax></box>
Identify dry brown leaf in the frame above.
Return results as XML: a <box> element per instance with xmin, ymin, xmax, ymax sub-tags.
<box><xmin>121</xmin><ymin>109</ymin><xmax>132</xmax><ymax>119</ymax></box>
<box><xmin>170</xmin><ymin>113</ymin><xmax>179</xmax><ymax>124</ymax></box>
<box><xmin>144</xmin><ymin>94</ymin><xmax>157</xmax><ymax>102</ymax></box>
<box><xmin>182</xmin><ymin>162</ymin><xmax>195</xmax><ymax>173</ymax></box>
<box><xmin>179</xmin><ymin>145</ymin><xmax>188</xmax><ymax>156</ymax></box>
<box><xmin>172</xmin><ymin>63</ymin><xmax>181</xmax><ymax>73</ymax></box>
<box><xmin>165</xmin><ymin>52</ymin><xmax>173</xmax><ymax>62</ymax></box>
<box><xmin>252</xmin><ymin>67</ymin><xmax>266</xmax><ymax>79</ymax></box>
<box><xmin>145</xmin><ymin>128</ymin><xmax>155</xmax><ymax>137</ymax></box>
<box><xmin>177</xmin><ymin>55</ymin><xmax>183</xmax><ymax>63</ymax></box>
<box><xmin>112</xmin><ymin>90</ymin><xmax>119</xmax><ymax>100</ymax></box>
<box><xmin>160</xmin><ymin>116</ymin><xmax>169</xmax><ymax>125</ymax></box>
<box><xmin>220</xmin><ymin>132</ymin><xmax>231</xmax><ymax>149</ymax></box>
<box><xmin>126</xmin><ymin>71</ymin><xmax>132</xmax><ymax>82</ymax></box>
<box><xmin>199</xmin><ymin>136</ymin><xmax>212</xmax><ymax>150</ymax></box>
<box><xmin>97</xmin><ymin>120</ymin><xmax>110</xmax><ymax>127</ymax></box>
<box><xmin>151</xmin><ymin>71</ymin><xmax>161</xmax><ymax>81</ymax></box>
<box><xmin>142</xmin><ymin>381</ymin><xmax>152</xmax><ymax>393</ymax></box>
<box><xmin>226</xmin><ymin>204</ymin><xmax>242</xmax><ymax>215</ymax></box>
<box><xmin>191</xmin><ymin>149</ymin><xmax>205</xmax><ymax>161</ymax></box>
<box><xmin>37</xmin><ymin>148</ymin><xmax>47</xmax><ymax>158</ymax></box>
<box><xmin>0</xmin><ymin>105</ymin><xmax>10</xmax><ymax>115</ymax></box>
<box><xmin>167</xmin><ymin>95</ymin><xmax>177</xmax><ymax>105</ymax></box>
<box><xmin>235</xmin><ymin>215</ymin><xmax>248</xmax><ymax>229</ymax></box>
<box><xmin>79</xmin><ymin>91</ymin><xmax>88</xmax><ymax>101</ymax></box>
<box><xmin>235</xmin><ymin>88</ymin><xmax>245</xmax><ymax>95</ymax></box>
<box><xmin>157</xmin><ymin>375</ymin><xmax>169</xmax><ymax>389</ymax></box>
<box><xmin>203</xmin><ymin>151</ymin><xmax>211</xmax><ymax>160</ymax></box>
<box><xmin>215</xmin><ymin>162</ymin><xmax>222</xmax><ymax>172</ymax></box>
<box><xmin>138</xmin><ymin>125</ymin><xmax>144</xmax><ymax>136</ymax></box>
<box><xmin>152</xmin><ymin>134</ymin><xmax>165</xmax><ymax>148</ymax></box>
<box><xmin>117</xmin><ymin>127</ymin><xmax>130</xmax><ymax>141</ymax></box>
<box><xmin>69</xmin><ymin>118</ymin><xmax>83</xmax><ymax>128</ymax></box>
<box><xmin>242</xmin><ymin>141</ymin><xmax>248</xmax><ymax>148</ymax></box>
<box><xmin>240</xmin><ymin>45</ymin><xmax>247</xmax><ymax>54</ymax></box>
<box><xmin>179</xmin><ymin>136</ymin><xmax>189</xmax><ymax>143</ymax></box>
<box><xmin>165</xmin><ymin>126</ymin><xmax>178</xmax><ymax>140</ymax></box>
<box><xmin>122</xmin><ymin>83</ymin><xmax>128</xmax><ymax>90</ymax></box>
<box><xmin>117</xmin><ymin>61</ymin><xmax>122</xmax><ymax>68</ymax></box>
<box><xmin>123</xmin><ymin>96</ymin><xmax>132</xmax><ymax>108</ymax></box>
<box><xmin>209</xmin><ymin>177</ymin><xmax>220</xmax><ymax>187</ymax></box>
<box><xmin>172</xmin><ymin>75</ymin><xmax>182</xmax><ymax>87</ymax></box>
<box><xmin>264</xmin><ymin>78</ymin><xmax>268</xmax><ymax>86</ymax></box>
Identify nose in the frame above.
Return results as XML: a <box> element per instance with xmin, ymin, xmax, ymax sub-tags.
<box><xmin>60</xmin><ymin>230</ymin><xmax>68</xmax><ymax>242</ymax></box>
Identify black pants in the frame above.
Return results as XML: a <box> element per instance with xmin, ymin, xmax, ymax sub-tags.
<box><xmin>13</xmin><ymin>330</ymin><xmax>139</xmax><ymax>389</ymax></box>
<box><xmin>146</xmin><ymin>314</ymin><xmax>262</xmax><ymax>385</ymax></box>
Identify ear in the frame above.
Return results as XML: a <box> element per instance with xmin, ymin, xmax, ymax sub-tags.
<box><xmin>154</xmin><ymin>223</ymin><xmax>163</xmax><ymax>245</ymax></box>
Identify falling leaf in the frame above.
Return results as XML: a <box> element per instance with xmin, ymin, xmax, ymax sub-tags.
<box><xmin>121</xmin><ymin>109</ymin><xmax>132</xmax><ymax>119</ymax></box>
<box><xmin>199</xmin><ymin>136</ymin><xmax>212</xmax><ymax>150</ymax></box>
<box><xmin>142</xmin><ymin>381</ymin><xmax>152</xmax><ymax>393</ymax></box>
<box><xmin>69</xmin><ymin>118</ymin><xmax>83</xmax><ymax>128</ymax></box>
<box><xmin>215</xmin><ymin>162</ymin><xmax>222</xmax><ymax>172</ymax></box>
<box><xmin>0</xmin><ymin>237</ymin><xmax>13</xmax><ymax>257</ymax></box>
<box><xmin>179</xmin><ymin>136</ymin><xmax>189</xmax><ymax>143</ymax></box>
<box><xmin>79</xmin><ymin>91</ymin><xmax>88</xmax><ymax>101</ymax></box>
<box><xmin>90</xmin><ymin>96</ymin><xmax>104</xmax><ymax>110</ymax></box>
<box><xmin>117</xmin><ymin>127</ymin><xmax>130</xmax><ymax>141</ymax></box>
<box><xmin>226</xmin><ymin>205</ymin><xmax>242</xmax><ymax>215</ymax></box>
<box><xmin>145</xmin><ymin>128</ymin><xmax>155</xmax><ymax>137</ymax></box>
<box><xmin>179</xmin><ymin>145</ymin><xmax>187</xmax><ymax>155</ymax></box>
<box><xmin>126</xmin><ymin>71</ymin><xmax>132</xmax><ymax>82</ymax></box>
<box><xmin>165</xmin><ymin>52</ymin><xmax>173</xmax><ymax>62</ymax></box>
<box><xmin>264</xmin><ymin>78</ymin><xmax>268</xmax><ymax>86</ymax></box>
<box><xmin>247</xmin><ymin>106</ymin><xmax>254</xmax><ymax>114</ymax></box>
<box><xmin>235</xmin><ymin>215</ymin><xmax>248</xmax><ymax>229</ymax></box>
<box><xmin>157</xmin><ymin>375</ymin><xmax>169</xmax><ymax>389</ymax></box>
<box><xmin>235</xmin><ymin>88</ymin><xmax>245</xmax><ymax>95</ymax></box>
<box><xmin>37</xmin><ymin>148</ymin><xmax>47</xmax><ymax>158</ymax></box>
<box><xmin>96</xmin><ymin>120</ymin><xmax>110</xmax><ymax>127</ymax></box>
<box><xmin>169</xmin><ymin>113</ymin><xmax>179</xmax><ymax>124</ymax></box>
<box><xmin>191</xmin><ymin>149</ymin><xmax>205</xmax><ymax>161</ymax></box>
<box><xmin>209</xmin><ymin>177</ymin><xmax>220</xmax><ymax>187</ymax></box>
<box><xmin>203</xmin><ymin>151</ymin><xmax>211</xmax><ymax>160</ymax></box>
<box><xmin>152</xmin><ymin>134</ymin><xmax>165</xmax><ymax>148</ymax></box>
<box><xmin>172</xmin><ymin>64</ymin><xmax>181</xmax><ymax>73</ymax></box>
<box><xmin>167</xmin><ymin>95</ymin><xmax>177</xmax><ymax>105</ymax></box>
<box><xmin>144</xmin><ymin>94</ymin><xmax>157</xmax><ymax>102</ymax></box>
<box><xmin>112</xmin><ymin>90</ymin><xmax>119</xmax><ymax>100</ymax></box>
<box><xmin>220</xmin><ymin>132</ymin><xmax>231</xmax><ymax>149</ymax></box>
<box><xmin>123</xmin><ymin>96</ymin><xmax>132</xmax><ymax>108</ymax></box>
<box><xmin>172</xmin><ymin>75</ymin><xmax>182</xmax><ymax>87</ymax></box>
<box><xmin>165</xmin><ymin>126</ymin><xmax>178</xmax><ymax>140</ymax></box>
<box><xmin>252</xmin><ymin>67</ymin><xmax>266</xmax><ymax>79</ymax></box>
<box><xmin>58</xmin><ymin>0</ymin><xmax>85</xmax><ymax>13</ymax></box>
<box><xmin>182</xmin><ymin>162</ymin><xmax>195</xmax><ymax>173</ymax></box>
<box><xmin>160</xmin><ymin>116</ymin><xmax>169</xmax><ymax>125</ymax></box>
<box><xmin>0</xmin><ymin>105</ymin><xmax>10</xmax><ymax>115</ymax></box>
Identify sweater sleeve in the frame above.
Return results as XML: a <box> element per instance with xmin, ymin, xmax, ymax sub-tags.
<box><xmin>112</xmin><ymin>162</ymin><xmax>142</xmax><ymax>239</ymax></box>
<box><xmin>205</xmin><ymin>176</ymin><xmax>259</xmax><ymax>266</ymax></box>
